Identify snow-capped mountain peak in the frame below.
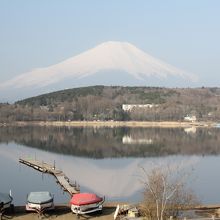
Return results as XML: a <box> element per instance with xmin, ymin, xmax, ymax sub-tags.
<box><xmin>0</xmin><ymin>41</ymin><xmax>198</xmax><ymax>101</ymax></box>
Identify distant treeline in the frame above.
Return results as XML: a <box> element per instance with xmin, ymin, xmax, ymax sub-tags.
<box><xmin>1</xmin><ymin>86</ymin><xmax>220</xmax><ymax>122</ymax></box>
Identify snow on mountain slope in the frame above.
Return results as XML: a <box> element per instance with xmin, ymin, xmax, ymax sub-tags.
<box><xmin>0</xmin><ymin>41</ymin><xmax>197</xmax><ymax>90</ymax></box>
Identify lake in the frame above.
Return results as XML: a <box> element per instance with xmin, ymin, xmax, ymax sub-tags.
<box><xmin>1</xmin><ymin>125</ymin><xmax>220</xmax><ymax>205</ymax></box>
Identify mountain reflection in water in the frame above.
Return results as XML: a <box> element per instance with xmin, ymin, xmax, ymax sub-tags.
<box><xmin>0</xmin><ymin>142</ymin><xmax>200</xmax><ymax>204</ymax></box>
<box><xmin>1</xmin><ymin>126</ymin><xmax>220</xmax><ymax>205</ymax></box>
<box><xmin>0</xmin><ymin>126</ymin><xmax>220</xmax><ymax>158</ymax></box>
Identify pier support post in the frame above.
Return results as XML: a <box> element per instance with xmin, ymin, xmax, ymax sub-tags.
<box><xmin>53</xmin><ymin>160</ymin><xmax>55</xmax><ymax>170</ymax></box>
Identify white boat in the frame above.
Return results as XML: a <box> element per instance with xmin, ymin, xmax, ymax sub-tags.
<box><xmin>26</xmin><ymin>191</ymin><xmax>54</xmax><ymax>214</ymax></box>
<box><xmin>0</xmin><ymin>192</ymin><xmax>13</xmax><ymax>211</ymax></box>
<box><xmin>70</xmin><ymin>193</ymin><xmax>105</xmax><ymax>215</ymax></box>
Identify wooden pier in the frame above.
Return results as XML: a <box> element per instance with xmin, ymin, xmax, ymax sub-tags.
<box><xmin>19</xmin><ymin>158</ymin><xmax>80</xmax><ymax>195</ymax></box>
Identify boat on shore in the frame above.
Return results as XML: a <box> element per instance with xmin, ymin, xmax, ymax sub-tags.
<box><xmin>0</xmin><ymin>192</ymin><xmax>13</xmax><ymax>211</ymax></box>
<box><xmin>26</xmin><ymin>191</ymin><xmax>54</xmax><ymax>214</ymax></box>
<box><xmin>70</xmin><ymin>193</ymin><xmax>104</xmax><ymax>215</ymax></box>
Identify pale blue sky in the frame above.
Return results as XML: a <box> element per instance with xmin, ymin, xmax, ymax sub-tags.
<box><xmin>0</xmin><ymin>0</ymin><xmax>220</xmax><ymax>87</ymax></box>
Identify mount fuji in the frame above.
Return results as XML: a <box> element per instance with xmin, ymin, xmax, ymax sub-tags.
<box><xmin>0</xmin><ymin>41</ymin><xmax>198</xmax><ymax>101</ymax></box>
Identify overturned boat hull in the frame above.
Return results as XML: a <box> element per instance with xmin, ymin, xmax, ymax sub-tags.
<box><xmin>26</xmin><ymin>201</ymin><xmax>54</xmax><ymax>212</ymax></box>
<box><xmin>26</xmin><ymin>191</ymin><xmax>54</xmax><ymax>214</ymax></box>
<box><xmin>70</xmin><ymin>193</ymin><xmax>104</xmax><ymax>215</ymax></box>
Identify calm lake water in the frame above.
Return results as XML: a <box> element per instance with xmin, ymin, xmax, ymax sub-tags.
<box><xmin>1</xmin><ymin>125</ymin><xmax>220</xmax><ymax>205</ymax></box>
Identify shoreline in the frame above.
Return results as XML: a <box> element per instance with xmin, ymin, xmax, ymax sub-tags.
<box><xmin>3</xmin><ymin>120</ymin><xmax>218</xmax><ymax>128</ymax></box>
<box><xmin>5</xmin><ymin>203</ymin><xmax>121</xmax><ymax>220</ymax></box>
<box><xmin>5</xmin><ymin>203</ymin><xmax>220</xmax><ymax>219</ymax></box>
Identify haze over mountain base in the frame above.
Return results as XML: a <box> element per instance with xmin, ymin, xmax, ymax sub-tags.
<box><xmin>1</xmin><ymin>72</ymin><xmax>196</xmax><ymax>103</ymax></box>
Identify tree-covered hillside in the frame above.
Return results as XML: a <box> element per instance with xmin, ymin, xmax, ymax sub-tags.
<box><xmin>1</xmin><ymin>86</ymin><xmax>220</xmax><ymax>122</ymax></box>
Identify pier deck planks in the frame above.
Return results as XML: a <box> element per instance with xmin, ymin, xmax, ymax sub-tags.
<box><xmin>19</xmin><ymin>158</ymin><xmax>79</xmax><ymax>195</ymax></box>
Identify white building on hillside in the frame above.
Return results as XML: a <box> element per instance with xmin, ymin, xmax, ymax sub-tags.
<box><xmin>184</xmin><ymin>115</ymin><xmax>197</xmax><ymax>122</ymax></box>
<box><xmin>122</xmin><ymin>104</ymin><xmax>158</xmax><ymax>111</ymax></box>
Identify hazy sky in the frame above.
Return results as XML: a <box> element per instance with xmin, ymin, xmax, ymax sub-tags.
<box><xmin>0</xmin><ymin>1</ymin><xmax>220</xmax><ymax>90</ymax></box>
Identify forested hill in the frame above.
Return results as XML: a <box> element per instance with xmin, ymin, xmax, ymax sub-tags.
<box><xmin>1</xmin><ymin>86</ymin><xmax>220</xmax><ymax>122</ymax></box>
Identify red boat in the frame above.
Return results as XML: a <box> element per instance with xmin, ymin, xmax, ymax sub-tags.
<box><xmin>70</xmin><ymin>193</ymin><xmax>105</xmax><ymax>215</ymax></box>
